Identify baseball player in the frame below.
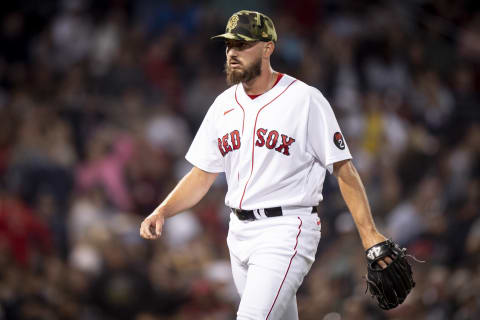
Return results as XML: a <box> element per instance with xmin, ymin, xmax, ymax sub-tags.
<box><xmin>140</xmin><ymin>10</ymin><xmax>393</xmax><ymax>319</ymax></box>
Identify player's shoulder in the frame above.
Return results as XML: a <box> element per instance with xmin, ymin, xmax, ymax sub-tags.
<box><xmin>209</xmin><ymin>85</ymin><xmax>237</xmax><ymax>110</ymax></box>
<box><xmin>216</xmin><ymin>85</ymin><xmax>237</xmax><ymax>102</ymax></box>
<box><xmin>284</xmin><ymin>75</ymin><xmax>333</xmax><ymax>113</ymax></box>
<box><xmin>282</xmin><ymin>74</ymin><xmax>324</xmax><ymax>97</ymax></box>
<box><xmin>202</xmin><ymin>85</ymin><xmax>237</xmax><ymax>117</ymax></box>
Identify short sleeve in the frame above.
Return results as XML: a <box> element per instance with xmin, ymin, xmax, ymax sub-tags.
<box><xmin>307</xmin><ymin>87</ymin><xmax>352</xmax><ymax>173</ymax></box>
<box><xmin>185</xmin><ymin>103</ymin><xmax>224</xmax><ymax>173</ymax></box>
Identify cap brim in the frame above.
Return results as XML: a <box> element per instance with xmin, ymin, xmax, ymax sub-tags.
<box><xmin>210</xmin><ymin>33</ymin><xmax>258</xmax><ymax>41</ymax></box>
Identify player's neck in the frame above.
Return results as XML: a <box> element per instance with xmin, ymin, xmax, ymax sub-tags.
<box><xmin>242</xmin><ymin>66</ymin><xmax>277</xmax><ymax>96</ymax></box>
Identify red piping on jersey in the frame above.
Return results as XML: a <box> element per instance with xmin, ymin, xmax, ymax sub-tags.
<box><xmin>234</xmin><ymin>85</ymin><xmax>246</xmax><ymax>134</ymax></box>
<box><xmin>238</xmin><ymin>79</ymin><xmax>297</xmax><ymax>209</ymax></box>
<box><xmin>266</xmin><ymin>217</ymin><xmax>302</xmax><ymax>320</ymax></box>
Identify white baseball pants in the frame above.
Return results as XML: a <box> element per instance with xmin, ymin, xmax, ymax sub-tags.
<box><xmin>227</xmin><ymin>212</ymin><xmax>321</xmax><ymax>320</ymax></box>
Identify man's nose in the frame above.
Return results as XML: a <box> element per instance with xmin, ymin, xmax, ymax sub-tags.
<box><xmin>226</xmin><ymin>47</ymin><xmax>238</xmax><ymax>57</ymax></box>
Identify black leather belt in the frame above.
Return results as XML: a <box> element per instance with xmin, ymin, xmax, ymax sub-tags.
<box><xmin>231</xmin><ymin>206</ymin><xmax>317</xmax><ymax>221</ymax></box>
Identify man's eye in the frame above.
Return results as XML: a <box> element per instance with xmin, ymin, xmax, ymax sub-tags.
<box><xmin>225</xmin><ymin>42</ymin><xmax>250</xmax><ymax>50</ymax></box>
<box><xmin>238</xmin><ymin>43</ymin><xmax>251</xmax><ymax>50</ymax></box>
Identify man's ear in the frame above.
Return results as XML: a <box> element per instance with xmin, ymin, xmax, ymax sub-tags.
<box><xmin>263</xmin><ymin>41</ymin><xmax>275</xmax><ymax>58</ymax></box>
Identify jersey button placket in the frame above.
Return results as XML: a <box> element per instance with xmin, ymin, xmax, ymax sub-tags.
<box><xmin>237</xmin><ymin>100</ymin><xmax>257</xmax><ymax>209</ymax></box>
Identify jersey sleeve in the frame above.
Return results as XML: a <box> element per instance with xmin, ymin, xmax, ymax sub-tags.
<box><xmin>307</xmin><ymin>87</ymin><xmax>352</xmax><ymax>173</ymax></box>
<box><xmin>185</xmin><ymin>102</ymin><xmax>224</xmax><ymax>173</ymax></box>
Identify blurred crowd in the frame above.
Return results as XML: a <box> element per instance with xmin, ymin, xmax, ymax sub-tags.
<box><xmin>0</xmin><ymin>0</ymin><xmax>479</xmax><ymax>319</ymax></box>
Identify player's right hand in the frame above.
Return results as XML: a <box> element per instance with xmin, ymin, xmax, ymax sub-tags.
<box><xmin>140</xmin><ymin>212</ymin><xmax>165</xmax><ymax>240</ymax></box>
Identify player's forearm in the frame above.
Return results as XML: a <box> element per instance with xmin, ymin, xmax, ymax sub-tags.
<box><xmin>150</xmin><ymin>167</ymin><xmax>219</xmax><ymax>219</ymax></box>
<box><xmin>334</xmin><ymin>160</ymin><xmax>385</xmax><ymax>249</ymax></box>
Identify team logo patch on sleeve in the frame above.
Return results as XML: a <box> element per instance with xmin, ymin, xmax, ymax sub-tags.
<box><xmin>333</xmin><ymin>132</ymin><xmax>345</xmax><ymax>150</ymax></box>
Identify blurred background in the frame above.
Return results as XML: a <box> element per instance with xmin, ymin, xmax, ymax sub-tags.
<box><xmin>0</xmin><ymin>0</ymin><xmax>479</xmax><ymax>319</ymax></box>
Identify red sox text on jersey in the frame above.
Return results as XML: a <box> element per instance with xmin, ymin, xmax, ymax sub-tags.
<box><xmin>218</xmin><ymin>129</ymin><xmax>296</xmax><ymax>157</ymax></box>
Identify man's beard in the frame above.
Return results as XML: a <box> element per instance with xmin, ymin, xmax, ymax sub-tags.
<box><xmin>225</xmin><ymin>57</ymin><xmax>262</xmax><ymax>86</ymax></box>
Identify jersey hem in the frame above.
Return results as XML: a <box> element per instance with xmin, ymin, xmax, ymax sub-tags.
<box><xmin>325</xmin><ymin>154</ymin><xmax>353</xmax><ymax>173</ymax></box>
<box><xmin>185</xmin><ymin>155</ymin><xmax>224</xmax><ymax>173</ymax></box>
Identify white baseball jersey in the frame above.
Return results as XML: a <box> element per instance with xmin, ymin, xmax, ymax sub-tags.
<box><xmin>185</xmin><ymin>73</ymin><xmax>352</xmax><ymax>210</ymax></box>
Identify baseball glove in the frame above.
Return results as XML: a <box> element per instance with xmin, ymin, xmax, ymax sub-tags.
<box><xmin>365</xmin><ymin>240</ymin><xmax>415</xmax><ymax>310</ymax></box>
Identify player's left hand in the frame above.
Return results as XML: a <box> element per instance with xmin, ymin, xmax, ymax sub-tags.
<box><xmin>364</xmin><ymin>239</ymin><xmax>416</xmax><ymax>310</ymax></box>
<box><xmin>363</xmin><ymin>233</ymin><xmax>391</xmax><ymax>269</ymax></box>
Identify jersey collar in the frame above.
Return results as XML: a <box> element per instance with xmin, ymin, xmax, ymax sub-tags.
<box><xmin>236</xmin><ymin>73</ymin><xmax>292</xmax><ymax>107</ymax></box>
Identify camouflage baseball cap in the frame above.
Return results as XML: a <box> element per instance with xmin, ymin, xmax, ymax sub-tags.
<box><xmin>211</xmin><ymin>10</ymin><xmax>277</xmax><ymax>42</ymax></box>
